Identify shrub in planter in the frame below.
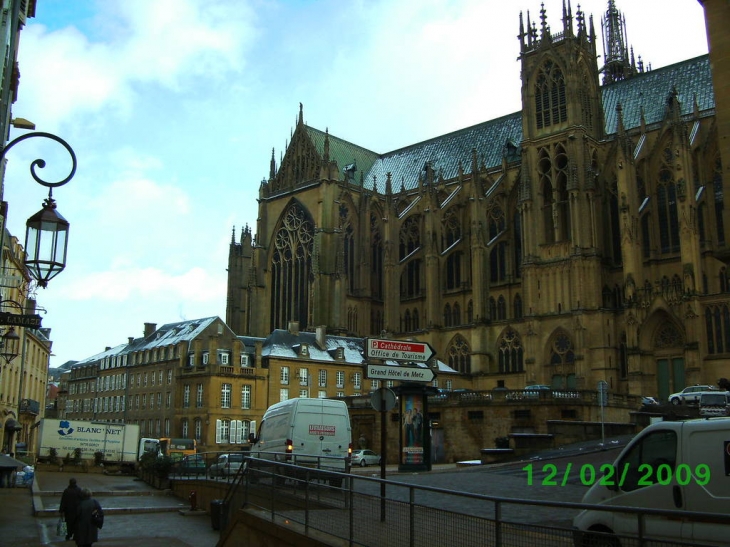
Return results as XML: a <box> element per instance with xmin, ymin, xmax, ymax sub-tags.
<box><xmin>73</xmin><ymin>448</ymin><xmax>82</xmax><ymax>464</ymax></box>
<box><xmin>49</xmin><ymin>447</ymin><xmax>59</xmax><ymax>465</ymax></box>
<box><xmin>63</xmin><ymin>452</ymin><xmax>72</xmax><ymax>465</ymax></box>
<box><xmin>494</xmin><ymin>436</ymin><xmax>511</xmax><ymax>449</ymax></box>
<box><xmin>153</xmin><ymin>455</ymin><xmax>173</xmax><ymax>479</ymax></box>
<box><xmin>94</xmin><ymin>451</ymin><xmax>104</xmax><ymax>466</ymax></box>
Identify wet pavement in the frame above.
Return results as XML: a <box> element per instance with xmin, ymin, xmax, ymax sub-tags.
<box><xmin>0</xmin><ymin>471</ymin><xmax>220</xmax><ymax>547</ymax></box>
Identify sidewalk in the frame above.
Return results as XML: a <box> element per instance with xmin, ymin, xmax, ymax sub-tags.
<box><xmin>0</xmin><ymin>471</ymin><xmax>220</xmax><ymax>547</ymax></box>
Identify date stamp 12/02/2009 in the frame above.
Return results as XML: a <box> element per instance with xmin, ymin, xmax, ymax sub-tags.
<box><xmin>522</xmin><ymin>462</ymin><xmax>711</xmax><ymax>488</ymax></box>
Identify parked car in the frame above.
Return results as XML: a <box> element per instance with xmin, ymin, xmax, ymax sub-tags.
<box><xmin>351</xmin><ymin>449</ymin><xmax>380</xmax><ymax>467</ymax></box>
<box><xmin>669</xmin><ymin>385</ymin><xmax>716</xmax><ymax>405</ymax></box>
<box><xmin>208</xmin><ymin>453</ymin><xmax>246</xmax><ymax>477</ymax></box>
<box><xmin>641</xmin><ymin>396</ymin><xmax>660</xmax><ymax>407</ymax></box>
<box><xmin>699</xmin><ymin>391</ymin><xmax>730</xmax><ymax>417</ymax></box>
<box><xmin>171</xmin><ymin>454</ymin><xmax>206</xmax><ymax>476</ymax></box>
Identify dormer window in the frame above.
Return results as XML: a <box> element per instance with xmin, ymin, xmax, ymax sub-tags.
<box><xmin>240</xmin><ymin>354</ymin><xmax>250</xmax><ymax>367</ymax></box>
<box><xmin>219</xmin><ymin>352</ymin><xmax>230</xmax><ymax>365</ymax></box>
<box><xmin>202</xmin><ymin>352</ymin><xmax>209</xmax><ymax>365</ymax></box>
<box><xmin>187</xmin><ymin>353</ymin><xmax>194</xmax><ymax>367</ymax></box>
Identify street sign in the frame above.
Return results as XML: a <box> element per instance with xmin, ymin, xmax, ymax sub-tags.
<box><xmin>0</xmin><ymin>312</ymin><xmax>42</xmax><ymax>328</ymax></box>
<box><xmin>366</xmin><ymin>338</ymin><xmax>435</xmax><ymax>362</ymax></box>
<box><xmin>370</xmin><ymin>387</ymin><xmax>397</xmax><ymax>412</ymax></box>
<box><xmin>366</xmin><ymin>363</ymin><xmax>435</xmax><ymax>383</ymax></box>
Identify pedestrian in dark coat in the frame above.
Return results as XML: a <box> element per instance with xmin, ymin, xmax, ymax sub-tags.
<box><xmin>59</xmin><ymin>477</ymin><xmax>82</xmax><ymax>541</ymax></box>
<box><xmin>74</xmin><ymin>488</ymin><xmax>101</xmax><ymax>547</ymax></box>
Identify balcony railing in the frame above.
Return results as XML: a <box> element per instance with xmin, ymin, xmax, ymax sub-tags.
<box><xmin>20</xmin><ymin>398</ymin><xmax>40</xmax><ymax>415</ymax></box>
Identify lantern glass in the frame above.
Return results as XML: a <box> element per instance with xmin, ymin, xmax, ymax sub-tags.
<box><xmin>0</xmin><ymin>327</ymin><xmax>20</xmax><ymax>364</ymax></box>
<box><xmin>24</xmin><ymin>198</ymin><xmax>69</xmax><ymax>288</ymax></box>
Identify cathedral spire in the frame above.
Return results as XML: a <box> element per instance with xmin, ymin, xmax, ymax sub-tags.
<box><xmin>269</xmin><ymin>148</ymin><xmax>276</xmax><ymax>180</ymax></box>
<box><xmin>298</xmin><ymin>102</ymin><xmax>304</xmax><ymax>126</ymax></box>
<box><xmin>600</xmin><ymin>0</ymin><xmax>641</xmax><ymax>84</ymax></box>
<box><xmin>323</xmin><ymin>128</ymin><xmax>330</xmax><ymax>163</ymax></box>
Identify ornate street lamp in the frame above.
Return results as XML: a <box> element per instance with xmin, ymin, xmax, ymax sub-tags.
<box><xmin>0</xmin><ymin>326</ymin><xmax>20</xmax><ymax>364</ymax></box>
<box><xmin>0</xmin><ymin>132</ymin><xmax>77</xmax><ymax>287</ymax></box>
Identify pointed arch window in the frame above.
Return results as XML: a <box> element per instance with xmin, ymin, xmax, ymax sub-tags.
<box><xmin>713</xmin><ymin>152</ymin><xmax>725</xmax><ymax>245</ymax></box>
<box><xmin>489</xmin><ymin>297</ymin><xmax>497</xmax><ymax>320</ymax></box>
<box><xmin>467</xmin><ymin>300</ymin><xmax>474</xmax><ymax>323</ymax></box>
<box><xmin>453</xmin><ymin>302</ymin><xmax>461</xmax><ymax>325</ymax></box>
<box><xmin>535</xmin><ymin>60</ymin><xmax>567</xmax><ymax>129</ymax></box>
<box><xmin>370</xmin><ymin>214</ymin><xmax>384</xmax><ymax>300</ymax></box>
<box><xmin>497</xmin><ymin>296</ymin><xmax>506</xmax><ymax>320</ymax></box>
<box><xmin>498</xmin><ymin>328</ymin><xmax>523</xmax><ymax>373</ymax></box>
<box><xmin>442</xmin><ymin>209</ymin><xmax>462</xmax><ymax>248</ymax></box>
<box><xmin>513</xmin><ymin>294</ymin><xmax>523</xmax><ymax>319</ymax></box>
<box><xmin>443</xmin><ymin>304</ymin><xmax>452</xmax><ymax>327</ymax></box>
<box><xmin>270</xmin><ymin>203</ymin><xmax>314</xmax><ymax>331</ymax></box>
<box><xmin>400</xmin><ymin>215</ymin><xmax>422</xmax><ymax>298</ymax></box>
<box><xmin>706</xmin><ymin>305</ymin><xmax>730</xmax><ymax>354</ymax></box>
<box><xmin>657</xmin><ymin>147</ymin><xmax>680</xmax><ymax>254</ymax></box>
<box><xmin>341</xmin><ymin>204</ymin><xmax>356</xmax><ymax>293</ymax></box>
<box><xmin>447</xmin><ymin>335</ymin><xmax>471</xmax><ymax>374</ymax></box>
<box><xmin>446</xmin><ymin>251</ymin><xmax>463</xmax><ymax>289</ymax></box>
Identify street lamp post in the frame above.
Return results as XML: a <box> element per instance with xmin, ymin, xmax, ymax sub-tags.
<box><xmin>0</xmin><ymin>131</ymin><xmax>77</xmax><ymax>287</ymax></box>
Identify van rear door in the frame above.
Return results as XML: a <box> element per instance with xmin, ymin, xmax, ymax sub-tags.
<box><xmin>292</xmin><ymin>399</ymin><xmax>350</xmax><ymax>471</ymax></box>
<box><xmin>681</xmin><ymin>421</ymin><xmax>730</xmax><ymax>544</ymax></box>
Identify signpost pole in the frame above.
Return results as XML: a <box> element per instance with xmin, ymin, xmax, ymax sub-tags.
<box><xmin>380</xmin><ymin>392</ymin><xmax>386</xmax><ymax>522</ymax></box>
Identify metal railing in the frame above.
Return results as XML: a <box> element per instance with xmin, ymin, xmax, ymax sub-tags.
<box><xmin>215</xmin><ymin>456</ymin><xmax>730</xmax><ymax>547</ymax></box>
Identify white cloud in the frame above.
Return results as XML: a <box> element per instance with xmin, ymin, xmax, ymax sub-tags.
<box><xmin>59</xmin><ymin>266</ymin><xmax>226</xmax><ymax>303</ymax></box>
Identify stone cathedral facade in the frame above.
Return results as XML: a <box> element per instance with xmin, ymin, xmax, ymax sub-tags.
<box><xmin>227</xmin><ymin>0</ymin><xmax>730</xmax><ymax>402</ymax></box>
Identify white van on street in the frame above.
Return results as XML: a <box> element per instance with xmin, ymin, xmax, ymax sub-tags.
<box><xmin>573</xmin><ymin>418</ymin><xmax>730</xmax><ymax>546</ymax></box>
<box><xmin>699</xmin><ymin>391</ymin><xmax>730</xmax><ymax>417</ymax></box>
<box><xmin>249</xmin><ymin>398</ymin><xmax>352</xmax><ymax>486</ymax></box>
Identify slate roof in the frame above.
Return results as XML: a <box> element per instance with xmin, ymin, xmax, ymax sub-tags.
<box><xmin>262</xmin><ymin>329</ymin><xmax>366</xmax><ymax>364</ymax></box>
<box><xmin>305</xmin><ymin>126</ymin><xmax>380</xmax><ymax>185</ymax></box>
<box><xmin>70</xmin><ymin>316</ymin><xmax>226</xmax><ymax>367</ymax></box>
<box><xmin>298</xmin><ymin>55</ymin><xmax>713</xmax><ymax>196</ymax></box>
<box><xmin>601</xmin><ymin>55</ymin><xmax>713</xmax><ymax>135</ymax></box>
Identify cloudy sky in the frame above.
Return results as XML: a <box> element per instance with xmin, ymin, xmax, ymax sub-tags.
<box><xmin>4</xmin><ymin>0</ymin><xmax>709</xmax><ymax>368</ymax></box>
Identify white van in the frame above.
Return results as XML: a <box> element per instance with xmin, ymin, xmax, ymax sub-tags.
<box><xmin>699</xmin><ymin>391</ymin><xmax>730</xmax><ymax>417</ymax></box>
<box><xmin>573</xmin><ymin>418</ymin><xmax>730</xmax><ymax>546</ymax></box>
<box><xmin>249</xmin><ymin>398</ymin><xmax>352</xmax><ymax>486</ymax></box>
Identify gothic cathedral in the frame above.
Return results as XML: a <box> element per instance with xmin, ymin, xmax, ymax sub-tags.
<box><xmin>227</xmin><ymin>0</ymin><xmax>730</xmax><ymax>401</ymax></box>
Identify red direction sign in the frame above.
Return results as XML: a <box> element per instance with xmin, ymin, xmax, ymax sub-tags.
<box><xmin>366</xmin><ymin>338</ymin><xmax>435</xmax><ymax>362</ymax></box>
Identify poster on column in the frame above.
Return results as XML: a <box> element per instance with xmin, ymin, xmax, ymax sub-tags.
<box><xmin>401</xmin><ymin>393</ymin><xmax>425</xmax><ymax>465</ymax></box>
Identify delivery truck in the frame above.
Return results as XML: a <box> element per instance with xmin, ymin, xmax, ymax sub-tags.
<box><xmin>37</xmin><ymin>419</ymin><xmax>140</xmax><ymax>471</ymax></box>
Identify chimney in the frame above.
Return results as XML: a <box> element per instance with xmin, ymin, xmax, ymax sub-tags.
<box><xmin>128</xmin><ymin>337</ymin><xmax>134</xmax><ymax>345</ymax></box>
<box><xmin>315</xmin><ymin>325</ymin><xmax>326</xmax><ymax>349</ymax></box>
<box><xmin>144</xmin><ymin>323</ymin><xmax>157</xmax><ymax>338</ymax></box>
<box><xmin>25</xmin><ymin>298</ymin><xmax>36</xmax><ymax>315</ymax></box>
<box><xmin>105</xmin><ymin>346</ymin><xmax>111</xmax><ymax>351</ymax></box>
<box><xmin>288</xmin><ymin>321</ymin><xmax>299</xmax><ymax>335</ymax></box>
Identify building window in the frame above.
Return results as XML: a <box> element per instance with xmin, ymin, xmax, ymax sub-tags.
<box><xmin>498</xmin><ymin>328</ymin><xmax>524</xmax><ymax>373</ymax></box>
<box><xmin>318</xmin><ymin>369</ymin><xmax>327</xmax><ymax>387</ymax></box>
<box><xmin>353</xmin><ymin>372</ymin><xmax>361</xmax><ymax>390</ymax></box>
<box><xmin>182</xmin><ymin>419</ymin><xmax>189</xmax><ymax>438</ymax></box>
<box><xmin>183</xmin><ymin>385</ymin><xmax>190</xmax><ymax>408</ymax></box>
<box><xmin>196</xmin><ymin>384</ymin><xmax>203</xmax><ymax>407</ymax></box>
<box><xmin>188</xmin><ymin>353</ymin><xmax>194</xmax><ymax>367</ymax></box>
<box><xmin>336</xmin><ymin>371</ymin><xmax>345</xmax><ymax>388</ymax></box>
<box><xmin>156</xmin><ymin>392</ymin><xmax>161</xmax><ymax>409</ymax></box>
<box><xmin>241</xmin><ymin>354</ymin><xmax>250</xmax><ymax>367</ymax></box>
<box><xmin>270</xmin><ymin>202</ymin><xmax>314</xmax><ymax>331</ymax></box>
<box><xmin>281</xmin><ymin>366</ymin><xmax>289</xmax><ymax>385</ymax></box>
<box><xmin>221</xmin><ymin>383</ymin><xmax>232</xmax><ymax>408</ymax></box>
<box><xmin>202</xmin><ymin>352</ymin><xmax>209</xmax><ymax>365</ymax></box>
<box><xmin>318</xmin><ymin>390</ymin><xmax>327</xmax><ymax>398</ymax></box>
<box><xmin>151</xmin><ymin>371</ymin><xmax>155</xmax><ymax>386</ymax></box>
<box><xmin>447</xmin><ymin>335</ymin><xmax>471</xmax><ymax>374</ymax></box>
<box><xmin>167</xmin><ymin>369</ymin><xmax>172</xmax><ymax>384</ymax></box>
<box><xmin>371</xmin><ymin>379</ymin><xmax>380</xmax><ymax>390</ymax></box>
<box><xmin>535</xmin><ymin>60</ymin><xmax>567</xmax><ymax>129</ymax></box>
<box><xmin>241</xmin><ymin>385</ymin><xmax>251</xmax><ymax>409</ymax></box>
<box><xmin>164</xmin><ymin>418</ymin><xmax>170</xmax><ymax>437</ymax></box>
<box><xmin>299</xmin><ymin>389</ymin><xmax>309</xmax><ymax>398</ymax></box>
<box><xmin>143</xmin><ymin>373</ymin><xmax>148</xmax><ymax>387</ymax></box>
<box><xmin>220</xmin><ymin>352</ymin><xmax>229</xmax><ymax>365</ymax></box>
<box><xmin>216</xmin><ymin>419</ymin><xmax>230</xmax><ymax>444</ymax></box>
<box><xmin>280</xmin><ymin>388</ymin><xmax>289</xmax><ymax>402</ymax></box>
<box><xmin>194</xmin><ymin>418</ymin><xmax>202</xmax><ymax>441</ymax></box>
<box><xmin>299</xmin><ymin>368</ymin><xmax>309</xmax><ymax>386</ymax></box>
<box><xmin>141</xmin><ymin>394</ymin><xmax>146</xmax><ymax>410</ymax></box>
<box><xmin>657</xmin><ymin>146</ymin><xmax>680</xmax><ymax>254</ymax></box>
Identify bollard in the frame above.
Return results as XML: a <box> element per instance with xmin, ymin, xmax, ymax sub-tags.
<box><xmin>189</xmin><ymin>490</ymin><xmax>197</xmax><ymax>511</ymax></box>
